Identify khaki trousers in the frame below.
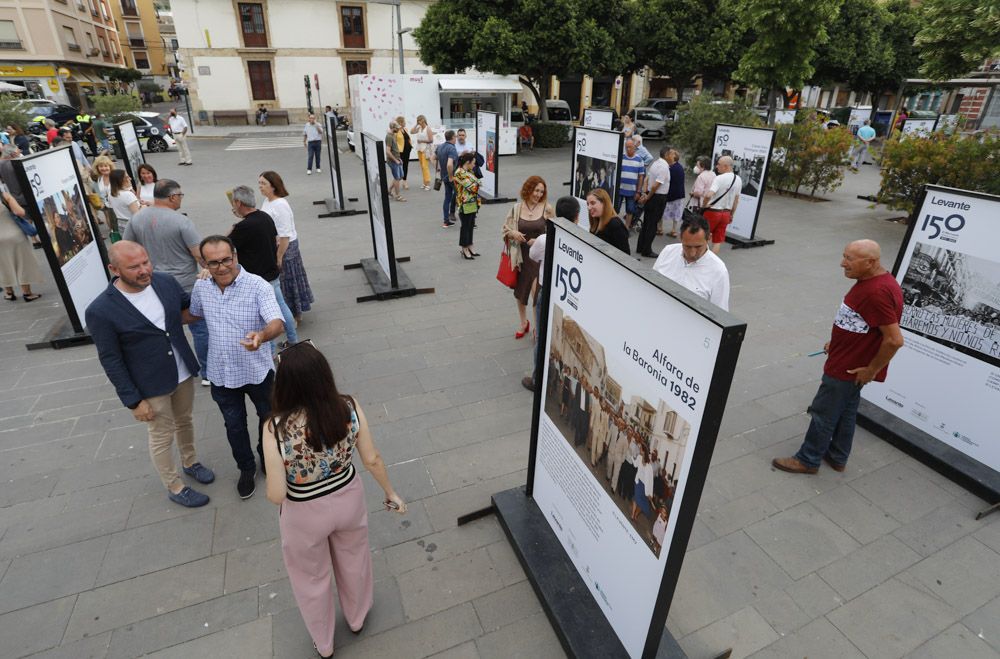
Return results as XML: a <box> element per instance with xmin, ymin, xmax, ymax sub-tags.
<box><xmin>175</xmin><ymin>133</ymin><xmax>192</xmax><ymax>164</ymax></box>
<box><xmin>145</xmin><ymin>376</ymin><xmax>196</xmax><ymax>491</ymax></box>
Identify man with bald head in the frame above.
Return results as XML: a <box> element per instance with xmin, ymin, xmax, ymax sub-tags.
<box><xmin>702</xmin><ymin>155</ymin><xmax>742</xmax><ymax>254</ymax></box>
<box><xmin>86</xmin><ymin>241</ymin><xmax>215</xmax><ymax>507</ymax></box>
<box><xmin>774</xmin><ymin>240</ymin><xmax>903</xmax><ymax>474</ymax></box>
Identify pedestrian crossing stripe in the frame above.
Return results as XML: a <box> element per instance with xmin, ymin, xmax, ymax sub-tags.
<box><xmin>225</xmin><ymin>136</ymin><xmax>304</xmax><ymax>151</ymax></box>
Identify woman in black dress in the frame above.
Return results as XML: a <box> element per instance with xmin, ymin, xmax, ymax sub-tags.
<box><xmin>501</xmin><ymin>176</ymin><xmax>555</xmax><ymax>338</ymax></box>
<box><xmin>586</xmin><ymin>188</ymin><xmax>631</xmax><ymax>255</ymax></box>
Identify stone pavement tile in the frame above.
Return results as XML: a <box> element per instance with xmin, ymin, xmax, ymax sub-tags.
<box><xmin>421</xmin><ymin>470</ymin><xmax>527</xmax><ymax>533</ymax></box>
<box><xmin>0</xmin><ymin>419</ymin><xmax>76</xmax><ymax>452</ymax></box>
<box><xmin>485</xmin><ymin>540</ymin><xmax>527</xmax><ymax>587</ymax></box>
<box><xmin>69</xmin><ymin>408</ymin><xmax>142</xmax><ymax>438</ymax></box>
<box><xmin>742</xmin><ymin>412</ymin><xmax>810</xmax><ymax>451</ymax></box>
<box><xmin>106</xmin><ymin>588</ymin><xmax>258</xmax><ymax>658</ymax></box>
<box><xmin>844</xmin><ymin>461</ymin><xmax>954</xmax><ymax>524</ymax></box>
<box><xmin>817</xmin><ymin>535</ymin><xmax>922</xmax><ymax>602</ymax></box>
<box><xmin>472</xmin><ymin>580</ymin><xmax>542</xmax><ymax>633</ymax></box>
<box><xmin>475</xmin><ymin>611</ymin><xmax>566</xmax><ymax>659</ymax></box>
<box><xmin>396</xmin><ymin>546</ymin><xmax>505</xmax><ymax>621</ymax></box>
<box><xmin>750</xmin><ymin>589</ymin><xmax>810</xmax><ymax>636</ymax></box>
<box><xmin>703</xmin><ymin>453</ymin><xmax>775</xmax><ymax>503</ymax></box>
<box><xmin>456</xmin><ymin>391</ymin><xmax>530</xmax><ymax>421</ymax></box>
<box><xmin>0</xmin><ymin>497</ymin><xmax>130</xmax><ymax>560</ymax></box>
<box><xmin>25</xmin><ymin>632</ymin><xmax>111</xmax><ymax>659</ymax></box>
<box><xmin>974</xmin><ymin>515</ymin><xmax>1000</xmax><ymax>554</ymax></box>
<box><xmin>715</xmin><ymin>401</ymin><xmax>782</xmax><ymax>442</ymax></box>
<box><xmin>686</xmin><ymin>517</ymin><xmax>718</xmax><ymax>551</ymax></box>
<box><xmin>360</xmin><ymin>458</ymin><xmax>437</xmax><ymax>513</ymax></box>
<box><xmin>0</xmin><ymin>535</ymin><xmax>107</xmax><ymax>615</ymax></box>
<box><xmin>93</xmin><ymin>424</ymin><xmax>154</xmax><ymax>462</ymax></box>
<box><xmin>440</xmin><ymin>376</ymin><xmax>527</xmax><ymax>410</ymax></box>
<box><xmin>424</xmin><ymin>431</ymin><xmax>529</xmax><ymax>494</ymax></box>
<box><xmin>900</xmin><ymin>536</ymin><xmax>1000</xmax><ymax>617</ymax></box>
<box><xmin>709</xmin><ymin>433</ymin><xmax>757</xmax><ymax>466</ymax></box>
<box><xmin>224</xmin><ymin>538</ymin><xmax>285</xmax><ymax>594</ymax></box>
<box><xmin>62</xmin><ymin>555</ymin><xmax>225</xmax><ymax>641</ymax></box>
<box><xmin>29</xmin><ymin>384</ymin><xmax>116</xmax><ymax>413</ymax></box>
<box><xmin>49</xmin><ymin>453</ymin><xmax>148</xmax><ymax>497</ymax></box>
<box><xmin>259</xmin><ymin>576</ymin><xmax>296</xmax><ymax>617</ymax></box>
<box><xmin>367</xmin><ymin>501</ymin><xmax>434</xmax><ymax>550</ymax></box>
<box><xmin>910</xmin><ymin>623</ymin><xmax>998</xmax><ymax>659</ymax></box>
<box><xmin>745</xmin><ymin>502</ymin><xmax>860</xmax><ymax>580</ymax></box>
<box><xmin>347</xmin><ymin>371</ymin><xmax>427</xmax><ymax>406</ymax></box>
<box><xmin>96</xmin><ymin>509</ymin><xmax>215</xmax><ymax>586</ymax></box>
<box><xmin>428</xmin><ymin>640</ymin><xmax>481</xmax><ymax>659</ymax></box>
<box><xmin>14</xmin><ymin>359</ymin><xmax>103</xmax><ymax>389</ymax></box>
<box><xmin>905</xmin><ymin>459</ymin><xmax>979</xmax><ymax>499</ymax></box>
<box><xmin>144</xmin><ymin>616</ymin><xmax>271</xmax><ymax>659</ymax></box>
<box><xmin>383</xmin><ymin>516</ymin><xmax>503</xmax><ymax>576</ymax></box>
<box><xmin>211</xmin><ymin>497</ymin><xmax>280</xmax><ymax>554</ymax></box>
<box><xmin>336</xmin><ymin>602</ymin><xmax>483</xmax><ymax>658</ymax></box>
<box><xmin>667</xmin><ymin>532</ymin><xmax>792</xmax><ymax>637</ymax></box>
<box><xmin>809</xmin><ymin>484</ymin><xmax>900</xmax><ymax>545</ymax></box>
<box><xmin>125</xmin><ymin>489</ymin><xmax>208</xmax><ymax>529</ymax></box>
<box><xmin>679</xmin><ymin>606</ymin><xmax>779</xmax><ymax>659</ymax></box>
<box><xmin>0</xmin><ymin>594</ymin><xmax>75</xmax><ymax>657</ymax></box>
<box><xmin>892</xmin><ymin>497</ymin><xmax>982</xmax><ymax>557</ymax></box>
<box><xmin>784</xmin><ymin>573</ymin><xmax>844</xmax><ymax>619</ymax></box>
<box><xmin>0</xmin><ymin>393</ymin><xmax>38</xmax><ymax>419</ymax></box>
<box><xmin>382</xmin><ymin>391</ymin><xmax>455</xmax><ymax>422</ymax></box>
<box><xmin>424</xmin><ymin>408</ymin><xmax>531</xmax><ymax>453</ymax></box>
<box><xmin>701</xmin><ymin>491</ymin><xmax>778</xmax><ymax>538</ymax></box>
<box><xmin>827</xmin><ymin>578</ymin><xmax>959</xmax><ymax>657</ymax></box>
<box><xmin>752</xmin><ymin>385</ymin><xmax>818</xmax><ymax>421</ymax></box>
<box><xmin>415</xmin><ymin>357</ymin><xmax>506</xmax><ymax>393</ymax></box>
<box><xmin>964</xmin><ymin>594</ymin><xmax>1000</xmax><ymax>653</ymax></box>
<box><xmin>0</xmin><ymin>432</ymin><xmax>103</xmax><ymax>481</ymax></box>
<box><xmin>748</xmin><ymin>617</ymin><xmax>865</xmax><ymax>659</ymax></box>
<box><xmin>268</xmin><ymin>605</ymin><xmax>318</xmax><ymax>657</ymax></box>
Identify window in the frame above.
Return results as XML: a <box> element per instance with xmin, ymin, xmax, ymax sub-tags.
<box><xmin>63</xmin><ymin>26</ymin><xmax>80</xmax><ymax>51</ymax></box>
<box><xmin>134</xmin><ymin>52</ymin><xmax>149</xmax><ymax>69</ymax></box>
<box><xmin>345</xmin><ymin>60</ymin><xmax>367</xmax><ymax>77</ymax></box>
<box><xmin>120</xmin><ymin>0</ymin><xmax>138</xmax><ymax>17</ymax></box>
<box><xmin>98</xmin><ymin>35</ymin><xmax>109</xmax><ymax>55</ymax></box>
<box><xmin>247</xmin><ymin>61</ymin><xmax>275</xmax><ymax>100</ymax></box>
<box><xmin>341</xmin><ymin>6</ymin><xmax>364</xmax><ymax>49</ymax></box>
<box><xmin>89</xmin><ymin>0</ymin><xmax>99</xmax><ymax>15</ymax></box>
<box><xmin>0</xmin><ymin>20</ymin><xmax>21</xmax><ymax>49</ymax></box>
<box><xmin>170</xmin><ymin>38</ymin><xmax>178</xmax><ymax>50</ymax></box>
<box><xmin>238</xmin><ymin>3</ymin><xmax>267</xmax><ymax>48</ymax></box>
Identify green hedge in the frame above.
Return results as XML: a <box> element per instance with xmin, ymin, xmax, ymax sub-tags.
<box><xmin>768</xmin><ymin>111</ymin><xmax>853</xmax><ymax>198</ymax></box>
<box><xmin>532</xmin><ymin>122</ymin><xmax>570</xmax><ymax>148</ymax></box>
<box><xmin>672</xmin><ymin>95</ymin><xmax>764</xmax><ymax>167</ymax></box>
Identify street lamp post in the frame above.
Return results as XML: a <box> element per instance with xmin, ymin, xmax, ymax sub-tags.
<box><xmin>398</xmin><ymin>27</ymin><xmax>413</xmax><ymax>75</ymax></box>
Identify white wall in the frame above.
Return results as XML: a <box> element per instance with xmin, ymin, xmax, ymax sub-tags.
<box><xmin>274</xmin><ymin>57</ymin><xmax>345</xmax><ymax>110</ymax></box>
<box><xmin>193</xmin><ymin>56</ymin><xmax>250</xmax><ymax>110</ymax></box>
<box><xmin>171</xmin><ymin>0</ymin><xmax>241</xmax><ymax>49</ymax></box>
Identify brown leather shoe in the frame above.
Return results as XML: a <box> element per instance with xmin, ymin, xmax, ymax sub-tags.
<box><xmin>772</xmin><ymin>456</ymin><xmax>818</xmax><ymax>474</ymax></box>
<box><xmin>521</xmin><ymin>376</ymin><xmax>536</xmax><ymax>392</ymax></box>
<box><xmin>822</xmin><ymin>454</ymin><xmax>846</xmax><ymax>472</ymax></box>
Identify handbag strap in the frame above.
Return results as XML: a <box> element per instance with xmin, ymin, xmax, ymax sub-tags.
<box><xmin>706</xmin><ymin>175</ymin><xmax>737</xmax><ymax>210</ymax></box>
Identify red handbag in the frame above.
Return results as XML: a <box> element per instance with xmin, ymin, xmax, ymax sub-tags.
<box><xmin>496</xmin><ymin>247</ymin><xmax>518</xmax><ymax>289</ymax></box>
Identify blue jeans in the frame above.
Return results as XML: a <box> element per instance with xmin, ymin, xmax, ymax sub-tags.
<box><xmin>211</xmin><ymin>370</ymin><xmax>274</xmax><ymax>472</ymax></box>
<box><xmin>269</xmin><ymin>277</ymin><xmax>298</xmax><ymax>353</ymax></box>
<box><xmin>188</xmin><ymin>318</ymin><xmax>209</xmax><ymax>379</ymax></box>
<box><xmin>442</xmin><ymin>179</ymin><xmax>455</xmax><ymax>221</ymax></box>
<box><xmin>307</xmin><ymin>140</ymin><xmax>322</xmax><ymax>169</ymax></box>
<box><xmin>794</xmin><ymin>374</ymin><xmax>862</xmax><ymax>468</ymax></box>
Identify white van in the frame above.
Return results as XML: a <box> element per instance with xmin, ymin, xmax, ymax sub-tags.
<box><xmin>544</xmin><ymin>99</ymin><xmax>574</xmax><ymax>140</ymax></box>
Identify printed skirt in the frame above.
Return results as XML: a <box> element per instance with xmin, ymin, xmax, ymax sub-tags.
<box><xmin>280</xmin><ymin>239</ymin><xmax>314</xmax><ymax>316</ymax></box>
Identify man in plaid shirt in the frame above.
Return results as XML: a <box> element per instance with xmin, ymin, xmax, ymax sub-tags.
<box><xmin>188</xmin><ymin>235</ymin><xmax>285</xmax><ymax>499</ymax></box>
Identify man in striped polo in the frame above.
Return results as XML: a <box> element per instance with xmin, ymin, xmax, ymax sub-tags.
<box><xmin>618</xmin><ymin>138</ymin><xmax>646</xmax><ymax>229</ymax></box>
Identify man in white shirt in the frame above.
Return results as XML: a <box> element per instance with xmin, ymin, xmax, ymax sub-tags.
<box><xmin>303</xmin><ymin>114</ymin><xmax>324</xmax><ymax>174</ymax></box>
<box><xmin>652</xmin><ymin>216</ymin><xmax>731</xmax><ymax>311</ymax></box>
<box><xmin>455</xmin><ymin>128</ymin><xmax>475</xmax><ymax>156</ymax></box>
<box><xmin>636</xmin><ymin>145</ymin><xmax>671</xmax><ymax>258</ymax></box>
<box><xmin>167</xmin><ymin>109</ymin><xmax>192</xmax><ymax>166</ymax></box>
<box><xmin>702</xmin><ymin>155</ymin><xmax>742</xmax><ymax>254</ymax></box>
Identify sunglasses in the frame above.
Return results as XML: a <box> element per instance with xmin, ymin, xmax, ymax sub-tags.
<box><xmin>275</xmin><ymin>339</ymin><xmax>314</xmax><ymax>365</ymax></box>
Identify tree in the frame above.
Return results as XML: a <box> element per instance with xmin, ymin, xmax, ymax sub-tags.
<box><xmin>734</xmin><ymin>0</ymin><xmax>843</xmax><ymax>124</ymax></box>
<box><xmin>413</xmin><ymin>0</ymin><xmax>634</xmax><ymax>119</ymax></box>
<box><xmin>672</xmin><ymin>94</ymin><xmax>764</xmax><ymax>167</ymax></box>
<box><xmin>0</xmin><ymin>94</ymin><xmax>30</xmax><ymax>131</ymax></box>
<box><xmin>917</xmin><ymin>0</ymin><xmax>1000</xmax><ymax>80</ymax></box>
<box><xmin>634</xmin><ymin>0</ymin><xmax>744</xmax><ymax>100</ymax></box>
<box><xmin>92</xmin><ymin>94</ymin><xmax>140</xmax><ymax>121</ymax></box>
<box><xmin>107</xmin><ymin>67</ymin><xmax>144</xmax><ymax>91</ymax></box>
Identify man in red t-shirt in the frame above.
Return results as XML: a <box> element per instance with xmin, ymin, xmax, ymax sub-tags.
<box><xmin>773</xmin><ymin>240</ymin><xmax>904</xmax><ymax>474</ymax></box>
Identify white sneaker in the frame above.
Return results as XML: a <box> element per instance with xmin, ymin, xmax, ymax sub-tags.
<box><xmin>306</xmin><ymin>169</ymin><xmax>312</xmax><ymax>175</ymax></box>
<box><xmin>201</xmin><ymin>378</ymin><xmax>210</xmax><ymax>386</ymax></box>
<box><xmin>316</xmin><ymin>168</ymin><xmax>322</xmax><ymax>173</ymax></box>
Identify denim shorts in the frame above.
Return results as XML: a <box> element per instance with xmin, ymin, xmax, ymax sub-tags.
<box><xmin>389</xmin><ymin>162</ymin><xmax>404</xmax><ymax>180</ymax></box>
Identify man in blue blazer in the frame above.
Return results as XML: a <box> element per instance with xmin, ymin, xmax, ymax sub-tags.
<box><xmin>86</xmin><ymin>241</ymin><xmax>215</xmax><ymax>507</ymax></box>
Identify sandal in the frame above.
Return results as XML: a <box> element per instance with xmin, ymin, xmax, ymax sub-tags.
<box><xmin>3</xmin><ymin>291</ymin><xmax>16</xmax><ymax>301</ymax></box>
<box><xmin>394</xmin><ymin>195</ymin><xmax>407</xmax><ymax>202</ymax></box>
<box><xmin>23</xmin><ymin>293</ymin><xmax>42</xmax><ymax>302</ymax></box>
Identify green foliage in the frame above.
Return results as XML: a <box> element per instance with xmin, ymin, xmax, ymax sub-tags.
<box><xmin>92</xmin><ymin>94</ymin><xmax>140</xmax><ymax>121</ymax></box>
<box><xmin>531</xmin><ymin>122</ymin><xmax>570</xmax><ymax>148</ymax></box>
<box><xmin>137</xmin><ymin>81</ymin><xmax>162</xmax><ymax>93</ymax></box>
<box><xmin>634</xmin><ymin>0</ymin><xmax>744</xmax><ymax>97</ymax></box>
<box><xmin>811</xmin><ymin>0</ymin><xmax>892</xmax><ymax>90</ymax></box>
<box><xmin>0</xmin><ymin>94</ymin><xmax>30</xmax><ymax>131</ymax></box>
<box><xmin>107</xmin><ymin>68</ymin><xmax>144</xmax><ymax>87</ymax></box>
<box><xmin>768</xmin><ymin>111</ymin><xmax>854</xmax><ymax>197</ymax></box>
<box><xmin>917</xmin><ymin>0</ymin><xmax>1000</xmax><ymax>80</ymax></box>
<box><xmin>671</xmin><ymin>95</ymin><xmax>764</xmax><ymax>167</ymax></box>
<box><xmin>878</xmin><ymin>131</ymin><xmax>1000</xmax><ymax>215</ymax></box>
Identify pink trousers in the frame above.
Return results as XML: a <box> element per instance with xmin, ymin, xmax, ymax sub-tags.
<box><xmin>279</xmin><ymin>476</ymin><xmax>373</xmax><ymax>656</ymax></box>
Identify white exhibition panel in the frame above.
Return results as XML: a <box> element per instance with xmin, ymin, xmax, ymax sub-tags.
<box><xmin>533</xmin><ymin>226</ymin><xmax>724</xmax><ymax>658</ymax></box>
<box><xmin>475</xmin><ymin>110</ymin><xmax>498</xmax><ymax>199</ymax></box>
<box><xmin>361</xmin><ymin>133</ymin><xmax>392</xmax><ymax>280</ymax></box>
<box><xmin>572</xmin><ymin>127</ymin><xmax>623</xmax><ymax>218</ymax></box>
<box><xmin>902</xmin><ymin>118</ymin><xmax>938</xmax><ymax>136</ymax></box>
<box><xmin>863</xmin><ymin>187</ymin><xmax>1000</xmax><ymax>474</ymax></box>
<box><xmin>117</xmin><ymin>120</ymin><xmax>144</xmax><ymax>184</ymax></box>
<box><xmin>711</xmin><ymin>124</ymin><xmax>775</xmax><ymax>240</ymax></box>
<box><xmin>583</xmin><ymin>108</ymin><xmax>615</xmax><ymax>130</ymax></box>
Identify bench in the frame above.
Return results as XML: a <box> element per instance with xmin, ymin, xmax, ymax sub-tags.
<box><xmin>266</xmin><ymin>109</ymin><xmax>290</xmax><ymax>125</ymax></box>
<box><xmin>213</xmin><ymin>111</ymin><xmax>250</xmax><ymax>126</ymax></box>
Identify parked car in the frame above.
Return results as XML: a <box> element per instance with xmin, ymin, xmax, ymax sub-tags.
<box><xmin>124</xmin><ymin>112</ymin><xmax>177</xmax><ymax>152</ymax></box>
<box><xmin>639</xmin><ymin>98</ymin><xmax>680</xmax><ymax>122</ymax></box>
<box><xmin>509</xmin><ymin>108</ymin><xmax>526</xmax><ymax>128</ymax></box>
<box><xmin>16</xmin><ymin>99</ymin><xmax>79</xmax><ymax>132</ymax></box>
<box><xmin>626</xmin><ymin>106</ymin><xmax>667</xmax><ymax>139</ymax></box>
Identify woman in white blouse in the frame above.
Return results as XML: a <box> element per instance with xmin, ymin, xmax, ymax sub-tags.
<box><xmin>136</xmin><ymin>163</ymin><xmax>157</xmax><ymax>205</ymax></box>
<box><xmin>108</xmin><ymin>170</ymin><xmax>140</xmax><ymax>232</ymax></box>
<box><xmin>259</xmin><ymin>170</ymin><xmax>314</xmax><ymax>322</ymax></box>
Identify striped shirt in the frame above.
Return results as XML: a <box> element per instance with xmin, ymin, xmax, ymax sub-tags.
<box><xmin>619</xmin><ymin>154</ymin><xmax>644</xmax><ymax>197</ymax></box>
<box><xmin>279</xmin><ymin>399</ymin><xmax>360</xmax><ymax>501</ymax></box>
<box><xmin>189</xmin><ymin>267</ymin><xmax>282</xmax><ymax>388</ymax></box>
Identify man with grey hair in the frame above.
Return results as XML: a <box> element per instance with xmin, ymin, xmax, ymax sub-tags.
<box><xmin>702</xmin><ymin>155</ymin><xmax>742</xmax><ymax>254</ymax></box>
<box><xmin>228</xmin><ymin>185</ymin><xmax>298</xmax><ymax>348</ymax></box>
<box><xmin>124</xmin><ymin>179</ymin><xmax>210</xmax><ymax>384</ymax></box>
<box><xmin>303</xmin><ymin>113</ymin><xmax>323</xmax><ymax>174</ymax></box>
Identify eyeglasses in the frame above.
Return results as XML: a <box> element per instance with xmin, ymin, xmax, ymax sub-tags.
<box><xmin>205</xmin><ymin>256</ymin><xmax>234</xmax><ymax>269</ymax></box>
<box><xmin>170</xmin><ymin>193</ymin><xmax>185</xmax><ymax>198</ymax></box>
<box><xmin>276</xmin><ymin>339</ymin><xmax>314</xmax><ymax>365</ymax></box>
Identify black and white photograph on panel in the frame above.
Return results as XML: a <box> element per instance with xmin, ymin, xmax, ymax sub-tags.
<box><xmin>712</xmin><ymin>149</ymin><xmax>766</xmax><ymax>198</ymax></box>
<box><xmin>572</xmin><ymin>155</ymin><xmax>617</xmax><ymax>201</ymax></box>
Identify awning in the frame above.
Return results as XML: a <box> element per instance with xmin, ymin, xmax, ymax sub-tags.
<box><xmin>438</xmin><ymin>77</ymin><xmax>523</xmax><ymax>93</ymax></box>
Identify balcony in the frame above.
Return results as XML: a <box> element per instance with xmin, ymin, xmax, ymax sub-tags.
<box><xmin>121</xmin><ymin>1</ymin><xmax>138</xmax><ymax>17</ymax></box>
<box><xmin>0</xmin><ymin>40</ymin><xmax>22</xmax><ymax>50</ymax></box>
<box><xmin>129</xmin><ymin>37</ymin><xmax>145</xmax><ymax>48</ymax></box>
<box><xmin>67</xmin><ymin>43</ymin><xmax>82</xmax><ymax>52</ymax></box>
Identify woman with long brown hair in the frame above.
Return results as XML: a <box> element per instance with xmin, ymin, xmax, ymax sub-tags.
<box><xmin>259</xmin><ymin>170</ymin><xmax>314</xmax><ymax>322</ymax></box>
<box><xmin>586</xmin><ymin>188</ymin><xmax>631</xmax><ymax>255</ymax></box>
<box><xmin>501</xmin><ymin>175</ymin><xmax>555</xmax><ymax>338</ymax></box>
<box><xmin>263</xmin><ymin>341</ymin><xmax>406</xmax><ymax>659</ymax></box>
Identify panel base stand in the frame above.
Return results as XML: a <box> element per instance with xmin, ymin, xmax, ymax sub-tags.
<box><xmin>481</xmin><ymin>196</ymin><xmax>515</xmax><ymax>205</ymax></box>
<box><xmin>858</xmin><ymin>399</ymin><xmax>1000</xmax><ymax>504</ymax></box>
<box><xmin>725</xmin><ymin>234</ymin><xmax>774</xmax><ymax>249</ymax></box>
<box><xmin>344</xmin><ymin>257</ymin><xmax>434</xmax><ymax>303</ymax></box>
<box><xmin>313</xmin><ymin>198</ymin><xmax>367</xmax><ymax>218</ymax></box>
<box><xmin>492</xmin><ymin>486</ymin><xmax>687</xmax><ymax>659</ymax></box>
<box><xmin>25</xmin><ymin>317</ymin><xmax>93</xmax><ymax>351</ymax></box>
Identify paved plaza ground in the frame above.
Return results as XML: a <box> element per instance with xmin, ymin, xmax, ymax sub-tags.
<box><xmin>1</xmin><ymin>130</ymin><xmax>999</xmax><ymax>659</ymax></box>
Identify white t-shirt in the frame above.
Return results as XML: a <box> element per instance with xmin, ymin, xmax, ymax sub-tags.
<box><xmin>529</xmin><ymin>234</ymin><xmax>547</xmax><ymax>285</ymax></box>
<box><xmin>707</xmin><ymin>172</ymin><xmax>742</xmax><ymax>210</ymax></box>
<box><xmin>455</xmin><ymin>139</ymin><xmax>474</xmax><ymax>156</ymax></box>
<box><xmin>647</xmin><ymin>158</ymin><xmax>671</xmax><ymax>195</ymax></box>
<box><xmin>261</xmin><ymin>197</ymin><xmax>297</xmax><ymax>241</ymax></box>
<box><xmin>167</xmin><ymin>115</ymin><xmax>188</xmax><ymax>135</ymax></box>
<box><xmin>118</xmin><ymin>284</ymin><xmax>192</xmax><ymax>384</ymax></box>
<box><xmin>109</xmin><ymin>190</ymin><xmax>139</xmax><ymax>222</ymax></box>
<box><xmin>139</xmin><ymin>182</ymin><xmax>155</xmax><ymax>204</ymax></box>
<box><xmin>652</xmin><ymin>244</ymin><xmax>731</xmax><ymax>311</ymax></box>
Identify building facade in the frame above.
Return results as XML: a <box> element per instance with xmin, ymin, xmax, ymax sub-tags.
<box><xmin>170</xmin><ymin>0</ymin><xmax>432</xmax><ymax>124</ymax></box>
<box><xmin>0</xmin><ymin>0</ymin><xmax>125</xmax><ymax>107</ymax></box>
<box><xmin>109</xmin><ymin>0</ymin><xmax>171</xmax><ymax>85</ymax></box>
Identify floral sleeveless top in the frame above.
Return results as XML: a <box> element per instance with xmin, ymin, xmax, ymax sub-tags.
<box><xmin>278</xmin><ymin>397</ymin><xmax>360</xmax><ymax>501</ymax></box>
